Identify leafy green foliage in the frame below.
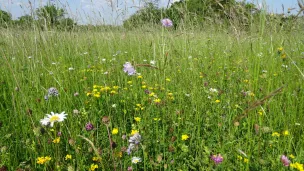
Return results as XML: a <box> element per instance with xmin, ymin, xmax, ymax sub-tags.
<box><xmin>36</xmin><ymin>4</ymin><xmax>65</xmax><ymax>28</ymax></box>
<box><xmin>123</xmin><ymin>0</ymin><xmax>259</xmax><ymax>29</ymax></box>
<box><xmin>0</xmin><ymin>10</ymin><xmax>12</xmax><ymax>27</ymax></box>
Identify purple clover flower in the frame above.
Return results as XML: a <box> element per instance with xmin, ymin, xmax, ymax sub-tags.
<box><xmin>85</xmin><ymin>122</ymin><xmax>94</xmax><ymax>131</ymax></box>
<box><xmin>211</xmin><ymin>154</ymin><xmax>223</xmax><ymax>165</ymax></box>
<box><xmin>280</xmin><ymin>155</ymin><xmax>290</xmax><ymax>166</ymax></box>
<box><xmin>123</xmin><ymin>62</ymin><xmax>136</xmax><ymax>75</ymax></box>
<box><xmin>161</xmin><ymin>18</ymin><xmax>173</xmax><ymax>27</ymax></box>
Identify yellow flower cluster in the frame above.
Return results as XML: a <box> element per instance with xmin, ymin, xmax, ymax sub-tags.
<box><xmin>65</xmin><ymin>154</ymin><xmax>72</xmax><ymax>160</ymax></box>
<box><xmin>92</xmin><ymin>156</ymin><xmax>102</xmax><ymax>162</ymax></box>
<box><xmin>290</xmin><ymin>162</ymin><xmax>304</xmax><ymax>171</ymax></box>
<box><xmin>87</xmin><ymin>85</ymin><xmax>120</xmax><ymax>98</ymax></box>
<box><xmin>134</xmin><ymin>117</ymin><xmax>141</xmax><ymax>122</ymax></box>
<box><xmin>167</xmin><ymin>92</ymin><xmax>174</xmax><ymax>101</ymax></box>
<box><xmin>272</xmin><ymin>130</ymin><xmax>289</xmax><ymax>137</ymax></box>
<box><xmin>135</xmin><ymin>104</ymin><xmax>144</xmax><ymax>111</ymax></box>
<box><xmin>237</xmin><ymin>155</ymin><xmax>249</xmax><ymax>163</ymax></box>
<box><xmin>37</xmin><ymin>156</ymin><xmax>51</xmax><ymax>164</ymax></box>
<box><xmin>52</xmin><ymin>137</ymin><xmax>60</xmax><ymax>144</ymax></box>
<box><xmin>277</xmin><ymin>47</ymin><xmax>287</xmax><ymax>59</ymax></box>
<box><xmin>131</xmin><ymin>129</ymin><xmax>139</xmax><ymax>135</ymax></box>
<box><xmin>90</xmin><ymin>164</ymin><xmax>99</xmax><ymax>171</ymax></box>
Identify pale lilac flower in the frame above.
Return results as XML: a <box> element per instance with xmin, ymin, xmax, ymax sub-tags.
<box><xmin>129</xmin><ymin>133</ymin><xmax>141</xmax><ymax>145</ymax></box>
<box><xmin>47</xmin><ymin>87</ymin><xmax>59</xmax><ymax>97</ymax></box>
<box><xmin>161</xmin><ymin>18</ymin><xmax>173</xmax><ymax>27</ymax></box>
<box><xmin>281</xmin><ymin>155</ymin><xmax>290</xmax><ymax>166</ymax></box>
<box><xmin>126</xmin><ymin>133</ymin><xmax>141</xmax><ymax>155</ymax></box>
<box><xmin>211</xmin><ymin>154</ymin><xmax>223</xmax><ymax>165</ymax></box>
<box><xmin>127</xmin><ymin>144</ymin><xmax>135</xmax><ymax>155</ymax></box>
<box><xmin>123</xmin><ymin>62</ymin><xmax>136</xmax><ymax>75</ymax></box>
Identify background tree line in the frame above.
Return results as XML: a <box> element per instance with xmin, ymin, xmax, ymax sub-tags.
<box><xmin>0</xmin><ymin>4</ymin><xmax>76</xmax><ymax>31</ymax></box>
<box><xmin>123</xmin><ymin>0</ymin><xmax>304</xmax><ymax>31</ymax></box>
<box><xmin>0</xmin><ymin>0</ymin><xmax>303</xmax><ymax>31</ymax></box>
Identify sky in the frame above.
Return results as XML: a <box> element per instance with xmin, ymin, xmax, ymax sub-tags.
<box><xmin>0</xmin><ymin>0</ymin><xmax>301</xmax><ymax>25</ymax></box>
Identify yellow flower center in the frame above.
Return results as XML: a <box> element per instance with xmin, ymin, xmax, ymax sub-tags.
<box><xmin>49</xmin><ymin>115</ymin><xmax>60</xmax><ymax>122</ymax></box>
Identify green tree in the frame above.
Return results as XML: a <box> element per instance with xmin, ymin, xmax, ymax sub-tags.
<box><xmin>123</xmin><ymin>3</ymin><xmax>163</xmax><ymax>28</ymax></box>
<box><xmin>0</xmin><ymin>10</ymin><xmax>12</xmax><ymax>27</ymax></box>
<box><xmin>36</xmin><ymin>4</ymin><xmax>65</xmax><ymax>28</ymax></box>
<box><xmin>18</xmin><ymin>15</ymin><xmax>33</xmax><ymax>26</ymax></box>
<box><xmin>58</xmin><ymin>18</ymin><xmax>76</xmax><ymax>31</ymax></box>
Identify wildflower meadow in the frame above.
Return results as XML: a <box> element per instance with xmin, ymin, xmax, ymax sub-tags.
<box><xmin>1</xmin><ymin>1</ymin><xmax>304</xmax><ymax>170</ymax></box>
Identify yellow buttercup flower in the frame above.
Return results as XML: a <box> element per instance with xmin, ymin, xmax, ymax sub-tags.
<box><xmin>131</xmin><ymin>130</ymin><xmax>139</xmax><ymax>135</ymax></box>
<box><xmin>154</xmin><ymin>98</ymin><xmax>161</xmax><ymax>103</ymax></box>
<box><xmin>134</xmin><ymin>117</ymin><xmax>141</xmax><ymax>122</ymax></box>
<box><xmin>52</xmin><ymin>137</ymin><xmax>60</xmax><ymax>144</ymax></box>
<box><xmin>93</xmin><ymin>93</ymin><xmax>101</xmax><ymax>98</ymax></box>
<box><xmin>112</xmin><ymin>128</ymin><xmax>119</xmax><ymax>135</ymax></box>
<box><xmin>37</xmin><ymin>156</ymin><xmax>51</xmax><ymax>164</ymax></box>
<box><xmin>149</xmin><ymin>92</ymin><xmax>155</xmax><ymax>97</ymax></box>
<box><xmin>289</xmin><ymin>154</ymin><xmax>295</xmax><ymax>159</ymax></box>
<box><xmin>92</xmin><ymin>156</ymin><xmax>102</xmax><ymax>162</ymax></box>
<box><xmin>272</xmin><ymin>132</ymin><xmax>280</xmax><ymax>137</ymax></box>
<box><xmin>65</xmin><ymin>154</ymin><xmax>72</xmax><ymax>160</ymax></box>
<box><xmin>181</xmin><ymin>134</ymin><xmax>189</xmax><ymax>141</ymax></box>
<box><xmin>90</xmin><ymin>164</ymin><xmax>98</xmax><ymax>171</ymax></box>
<box><xmin>153</xmin><ymin>118</ymin><xmax>161</xmax><ymax>121</ymax></box>
<box><xmin>282</xmin><ymin>130</ymin><xmax>289</xmax><ymax>136</ymax></box>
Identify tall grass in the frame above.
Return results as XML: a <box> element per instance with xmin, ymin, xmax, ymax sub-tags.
<box><xmin>1</xmin><ymin>1</ymin><xmax>304</xmax><ymax>170</ymax></box>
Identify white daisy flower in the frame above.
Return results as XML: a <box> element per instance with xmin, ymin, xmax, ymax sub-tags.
<box><xmin>40</xmin><ymin>111</ymin><xmax>67</xmax><ymax>127</ymax></box>
<box><xmin>209</xmin><ymin>88</ymin><xmax>218</xmax><ymax>93</ymax></box>
<box><xmin>131</xmin><ymin>157</ymin><xmax>141</xmax><ymax>164</ymax></box>
<box><xmin>150</xmin><ymin>60</ymin><xmax>156</xmax><ymax>66</ymax></box>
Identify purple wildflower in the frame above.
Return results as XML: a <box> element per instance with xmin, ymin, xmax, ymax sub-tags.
<box><xmin>129</xmin><ymin>133</ymin><xmax>141</xmax><ymax>145</ymax></box>
<box><xmin>126</xmin><ymin>133</ymin><xmax>141</xmax><ymax>155</ymax></box>
<box><xmin>281</xmin><ymin>155</ymin><xmax>290</xmax><ymax>167</ymax></box>
<box><xmin>123</xmin><ymin>62</ymin><xmax>136</xmax><ymax>75</ymax></box>
<box><xmin>85</xmin><ymin>122</ymin><xmax>94</xmax><ymax>131</ymax></box>
<box><xmin>47</xmin><ymin>87</ymin><xmax>59</xmax><ymax>97</ymax></box>
<box><xmin>161</xmin><ymin>18</ymin><xmax>173</xmax><ymax>27</ymax></box>
<box><xmin>211</xmin><ymin>154</ymin><xmax>223</xmax><ymax>165</ymax></box>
